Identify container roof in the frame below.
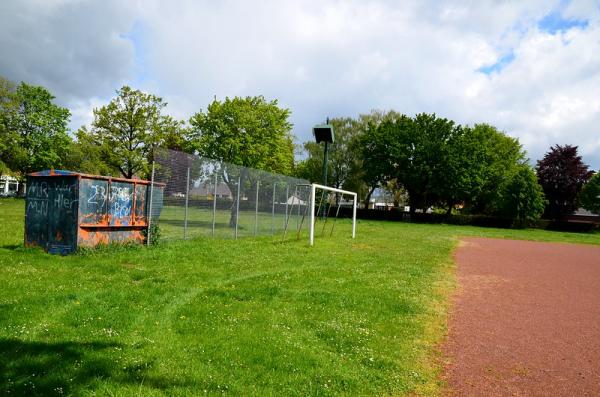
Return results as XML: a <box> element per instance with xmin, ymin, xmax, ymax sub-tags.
<box><xmin>27</xmin><ymin>170</ymin><xmax>161</xmax><ymax>185</ymax></box>
<box><xmin>28</xmin><ymin>169</ymin><xmax>78</xmax><ymax>176</ymax></box>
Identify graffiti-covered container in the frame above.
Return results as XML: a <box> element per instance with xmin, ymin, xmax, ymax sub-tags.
<box><xmin>25</xmin><ymin>170</ymin><xmax>164</xmax><ymax>254</ymax></box>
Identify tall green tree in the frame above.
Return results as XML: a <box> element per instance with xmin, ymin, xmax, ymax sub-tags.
<box><xmin>536</xmin><ymin>145</ymin><xmax>593</xmax><ymax>219</ymax></box>
<box><xmin>189</xmin><ymin>96</ymin><xmax>294</xmax><ymax>226</ymax></box>
<box><xmin>346</xmin><ymin>110</ymin><xmax>404</xmax><ymax>206</ymax></box>
<box><xmin>499</xmin><ymin>165</ymin><xmax>546</xmax><ymax>227</ymax></box>
<box><xmin>296</xmin><ymin>111</ymin><xmax>403</xmax><ymax>206</ymax></box>
<box><xmin>63</xmin><ymin>127</ymin><xmax>121</xmax><ymax>176</ymax></box>
<box><xmin>435</xmin><ymin>125</ymin><xmax>488</xmax><ymax>214</ymax></box>
<box><xmin>0</xmin><ymin>77</ymin><xmax>18</xmax><ymax>178</ymax></box>
<box><xmin>295</xmin><ymin>110</ymin><xmax>402</xmax><ymax>207</ymax></box>
<box><xmin>578</xmin><ymin>172</ymin><xmax>600</xmax><ymax>215</ymax></box>
<box><xmin>85</xmin><ymin>86</ymin><xmax>186</xmax><ymax>179</ymax></box>
<box><xmin>362</xmin><ymin>113</ymin><xmax>461</xmax><ymax>213</ymax></box>
<box><xmin>295</xmin><ymin>117</ymin><xmax>359</xmax><ymax>188</ymax></box>
<box><xmin>0</xmin><ymin>80</ymin><xmax>71</xmax><ymax>185</ymax></box>
<box><xmin>463</xmin><ymin>124</ymin><xmax>527</xmax><ymax>215</ymax></box>
<box><xmin>189</xmin><ymin>96</ymin><xmax>294</xmax><ymax>174</ymax></box>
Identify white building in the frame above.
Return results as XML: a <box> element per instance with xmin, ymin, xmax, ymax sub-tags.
<box><xmin>0</xmin><ymin>175</ymin><xmax>19</xmax><ymax>196</ymax></box>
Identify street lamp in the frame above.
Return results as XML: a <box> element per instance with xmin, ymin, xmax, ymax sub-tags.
<box><xmin>312</xmin><ymin>118</ymin><xmax>335</xmax><ymax>186</ymax></box>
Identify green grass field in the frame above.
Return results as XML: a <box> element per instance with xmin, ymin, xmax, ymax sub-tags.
<box><xmin>1</xmin><ymin>198</ymin><xmax>598</xmax><ymax>396</ymax></box>
<box><xmin>156</xmin><ymin>204</ymin><xmax>308</xmax><ymax>241</ymax></box>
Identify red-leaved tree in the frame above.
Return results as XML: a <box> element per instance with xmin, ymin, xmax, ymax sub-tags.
<box><xmin>536</xmin><ymin>145</ymin><xmax>593</xmax><ymax>219</ymax></box>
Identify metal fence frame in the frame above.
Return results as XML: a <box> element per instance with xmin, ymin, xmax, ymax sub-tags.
<box><xmin>147</xmin><ymin>148</ymin><xmax>313</xmax><ymax>243</ymax></box>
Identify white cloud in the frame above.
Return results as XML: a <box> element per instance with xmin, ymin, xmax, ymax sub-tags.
<box><xmin>1</xmin><ymin>0</ymin><xmax>599</xmax><ymax>169</ymax></box>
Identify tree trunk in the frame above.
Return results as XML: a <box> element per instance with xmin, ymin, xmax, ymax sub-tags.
<box><xmin>446</xmin><ymin>204</ymin><xmax>453</xmax><ymax>216</ymax></box>
<box><xmin>408</xmin><ymin>193</ymin><xmax>417</xmax><ymax>215</ymax></box>
<box><xmin>17</xmin><ymin>179</ymin><xmax>26</xmax><ymax>197</ymax></box>
<box><xmin>364</xmin><ymin>186</ymin><xmax>376</xmax><ymax>209</ymax></box>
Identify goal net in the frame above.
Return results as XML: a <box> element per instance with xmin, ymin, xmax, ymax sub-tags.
<box><xmin>308</xmin><ymin>183</ymin><xmax>357</xmax><ymax>246</ymax></box>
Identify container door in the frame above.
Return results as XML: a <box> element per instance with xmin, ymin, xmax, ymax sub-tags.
<box><xmin>25</xmin><ymin>176</ymin><xmax>51</xmax><ymax>248</ymax></box>
<box><xmin>46</xmin><ymin>177</ymin><xmax>79</xmax><ymax>254</ymax></box>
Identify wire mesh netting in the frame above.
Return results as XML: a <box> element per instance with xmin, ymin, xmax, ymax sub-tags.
<box><xmin>149</xmin><ymin>148</ymin><xmax>312</xmax><ymax>242</ymax></box>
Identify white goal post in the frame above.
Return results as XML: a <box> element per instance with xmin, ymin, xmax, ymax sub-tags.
<box><xmin>309</xmin><ymin>183</ymin><xmax>357</xmax><ymax>246</ymax></box>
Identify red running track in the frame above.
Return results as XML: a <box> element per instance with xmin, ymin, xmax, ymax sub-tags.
<box><xmin>444</xmin><ymin>237</ymin><xmax>600</xmax><ymax>396</ymax></box>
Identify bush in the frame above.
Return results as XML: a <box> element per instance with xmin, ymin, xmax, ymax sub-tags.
<box><xmin>579</xmin><ymin>172</ymin><xmax>600</xmax><ymax>215</ymax></box>
<box><xmin>142</xmin><ymin>223</ymin><xmax>161</xmax><ymax>246</ymax></box>
<box><xmin>499</xmin><ymin>165</ymin><xmax>546</xmax><ymax>228</ymax></box>
<box><xmin>545</xmin><ymin>220</ymin><xmax>598</xmax><ymax>233</ymax></box>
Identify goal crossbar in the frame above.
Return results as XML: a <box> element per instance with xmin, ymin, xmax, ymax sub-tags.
<box><xmin>309</xmin><ymin>183</ymin><xmax>357</xmax><ymax>246</ymax></box>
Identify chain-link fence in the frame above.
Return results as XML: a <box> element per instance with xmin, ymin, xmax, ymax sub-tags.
<box><xmin>148</xmin><ymin>148</ymin><xmax>311</xmax><ymax>243</ymax></box>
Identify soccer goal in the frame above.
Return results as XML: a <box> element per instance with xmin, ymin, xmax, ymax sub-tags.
<box><xmin>308</xmin><ymin>183</ymin><xmax>357</xmax><ymax>246</ymax></box>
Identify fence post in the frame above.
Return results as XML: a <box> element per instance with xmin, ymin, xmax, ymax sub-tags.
<box><xmin>147</xmin><ymin>161</ymin><xmax>155</xmax><ymax>247</ymax></box>
<box><xmin>212</xmin><ymin>172</ymin><xmax>218</xmax><ymax>238</ymax></box>
<box><xmin>282</xmin><ymin>184</ymin><xmax>298</xmax><ymax>241</ymax></box>
<box><xmin>352</xmin><ymin>193</ymin><xmax>357</xmax><ymax>239</ymax></box>
<box><xmin>254</xmin><ymin>180</ymin><xmax>260</xmax><ymax>236</ymax></box>
<box><xmin>184</xmin><ymin>167</ymin><xmax>190</xmax><ymax>239</ymax></box>
<box><xmin>297</xmin><ymin>185</ymin><xmax>301</xmax><ymax>231</ymax></box>
<box><xmin>284</xmin><ymin>185</ymin><xmax>289</xmax><ymax>229</ymax></box>
<box><xmin>309</xmin><ymin>184</ymin><xmax>315</xmax><ymax>246</ymax></box>
<box><xmin>271</xmin><ymin>182</ymin><xmax>276</xmax><ymax>235</ymax></box>
<box><xmin>235</xmin><ymin>175</ymin><xmax>241</xmax><ymax>239</ymax></box>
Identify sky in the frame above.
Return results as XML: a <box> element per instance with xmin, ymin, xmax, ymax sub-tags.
<box><xmin>1</xmin><ymin>0</ymin><xmax>599</xmax><ymax>169</ymax></box>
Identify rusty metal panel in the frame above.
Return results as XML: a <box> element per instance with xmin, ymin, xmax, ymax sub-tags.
<box><xmin>79</xmin><ymin>178</ymin><xmax>108</xmax><ymax>225</ymax></box>
<box><xmin>134</xmin><ymin>184</ymin><xmax>148</xmax><ymax>224</ymax></box>
<box><xmin>108</xmin><ymin>181</ymin><xmax>134</xmax><ymax>226</ymax></box>
<box><xmin>76</xmin><ymin>228</ymin><xmax>145</xmax><ymax>247</ymax></box>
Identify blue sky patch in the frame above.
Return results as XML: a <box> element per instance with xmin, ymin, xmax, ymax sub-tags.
<box><xmin>538</xmin><ymin>10</ymin><xmax>588</xmax><ymax>34</ymax></box>
<box><xmin>120</xmin><ymin>21</ymin><xmax>152</xmax><ymax>85</ymax></box>
<box><xmin>478</xmin><ymin>51</ymin><xmax>515</xmax><ymax>75</ymax></box>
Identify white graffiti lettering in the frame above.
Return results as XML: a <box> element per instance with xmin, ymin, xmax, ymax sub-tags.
<box><xmin>53</xmin><ymin>193</ymin><xmax>78</xmax><ymax>212</ymax></box>
<box><xmin>53</xmin><ymin>180</ymin><xmax>73</xmax><ymax>193</ymax></box>
<box><xmin>110</xmin><ymin>186</ymin><xmax>133</xmax><ymax>219</ymax></box>
<box><xmin>27</xmin><ymin>181</ymin><xmax>49</xmax><ymax>198</ymax></box>
<box><xmin>27</xmin><ymin>199</ymin><xmax>49</xmax><ymax>216</ymax></box>
<box><xmin>87</xmin><ymin>184</ymin><xmax>107</xmax><ymax>208</ymax></box>
<box><xmin>112</xmin><ymin>201</ymin><xmax>131</xmax><ymax>218</ymax></box>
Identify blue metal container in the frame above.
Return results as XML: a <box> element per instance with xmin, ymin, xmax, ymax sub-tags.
<box><xmin>25</xmin><ymin>170</ymin><xmax>163</xmax><ymax>254</ymax></box>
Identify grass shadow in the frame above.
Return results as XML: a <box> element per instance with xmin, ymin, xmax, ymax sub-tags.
<box><xmin>0</xmin><ymin>338</ymin><xmax>189</xmax><ymax>396</ymax></box>
<box><xmin>0</xmin><ymin>244</ymin><xmax>22</xmax><ymax>250</ymax></box>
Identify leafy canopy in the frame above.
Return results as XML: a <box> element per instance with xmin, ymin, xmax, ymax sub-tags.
<box><xmin>296</xmin><ymin>117</ymin><xmax>362</xmax><ymax>189</ymax></box>
<box><xmin>0</xmin><ymin>79</ymin><xmax>71</xmax><ymax>178</ymax></box>
<box><xmin>189</xmin><ymin>96</ymin><xmax>294</xmax><ymax>175</ymax></box>
<box><xmin>361</xmin><ymin>113</ymin><xmax>462</xmax><ymax>212</ymax></box>
<box><xmin>500</xmin><ymin>165</ymin><xmax>546</xmax><ymax>227</ymax></box>
<box><xmin>578</xmin><ymin>172</ymin><xmax>600</xmax><ymax>215</ymax></box>
<box><xmin>83</xmin><ymin>86</ymin><xmax>186</xmax><ymax>179</ymax></box>
<box><xmin>356</xmin><ymin>111</ymin><xmax>405</xmax><ymax>206</ymax></box>
<box><xmin>463</xmin><ymin>124</ymin><xmax>527</xmax><ymax>215</ymax></box>
<box><xmin>536</xmin><ymin>144</ymin><xmax>593</xmax><ymax>219</ymax></box>
<box><xmin>0</xmin><ymin>77</ymin><xmax>18</xmax><ymax>176</ymax></box>
<box><xmin>357</xmin><ymin>114</ymin><xmax>539</xmax><ymax>222</ymax></box>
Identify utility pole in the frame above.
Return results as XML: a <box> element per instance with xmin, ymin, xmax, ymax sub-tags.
<box><xmin>322</xmin><ymin>117</ymin><xmax>330</xmax><ymax>186</ymax></box>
